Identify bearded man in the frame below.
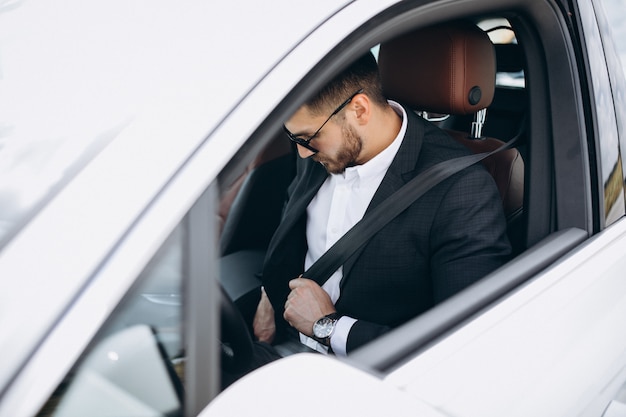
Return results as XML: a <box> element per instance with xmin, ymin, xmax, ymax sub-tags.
<box><xmin>252</xmin><ymin>51</ymin><xmax>510</xmax><ymax>361</ymax></box>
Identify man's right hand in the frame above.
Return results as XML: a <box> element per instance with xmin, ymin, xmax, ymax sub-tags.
<box><xmin>253</xmin><ymin>286</ymin><xmax>276</xmax><ymax>343</ymax></box>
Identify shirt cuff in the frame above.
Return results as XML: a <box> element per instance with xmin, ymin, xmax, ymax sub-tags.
<box><xmin>330</xmin><ymin>316</ymin><xmax>357</xmax><ymax>357</ymax></box>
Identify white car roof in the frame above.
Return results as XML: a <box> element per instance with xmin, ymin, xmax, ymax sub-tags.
<box><xmin>0</xmin><ymin>0</ymin><xmax>349</xmax><ymax>393</ymax></box>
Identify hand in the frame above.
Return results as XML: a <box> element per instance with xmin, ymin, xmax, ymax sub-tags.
<box><xmin>253</xmin><ymin>286</ymin><xmax>276</xmax><ymax>343</ymax></box>
<box><xmin>284</xmin><ymin>277</ymin><xmax>335</xmax><ymax>336</ymax></box>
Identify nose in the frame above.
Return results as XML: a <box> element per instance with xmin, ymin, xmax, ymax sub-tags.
<box><xmin>297</xmin><ymin>144</ymin><xmax>316</xmax><ymax>159</ymax></box>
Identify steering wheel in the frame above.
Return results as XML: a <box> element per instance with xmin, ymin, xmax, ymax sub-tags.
<box><xmin>219</xmin><ymin>284</ymin><xmax>254</xmax><ymax>372</ymax></box>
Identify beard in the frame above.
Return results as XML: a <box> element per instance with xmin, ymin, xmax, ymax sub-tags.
<box><xmin>313</xmin><ymin>123</ymin><xmax>363</xmax><ymax>174</ymax></box>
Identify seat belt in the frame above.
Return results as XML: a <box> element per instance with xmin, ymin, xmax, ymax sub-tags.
<box><xmin>302</xmin><ymin>137</ymin><xmax>518</xmax><ymax>286</ymax></box>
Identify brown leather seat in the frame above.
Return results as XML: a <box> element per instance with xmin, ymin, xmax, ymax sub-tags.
<box><xmin>378</xmin><ymin>21</ymin><xmax>524</xmax><ymax>249</ymax></box>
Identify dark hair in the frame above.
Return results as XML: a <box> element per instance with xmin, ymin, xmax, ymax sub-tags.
<box><xmin>305</xmin><ymin>51</ymin><xmax>387</xmax><ymax>116</ymax></box>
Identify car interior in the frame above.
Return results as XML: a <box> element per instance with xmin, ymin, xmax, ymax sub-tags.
<box><xmin>216</xmin><ymin>17</ymin><xmax>530</xmax><ymax>344</ymax></box>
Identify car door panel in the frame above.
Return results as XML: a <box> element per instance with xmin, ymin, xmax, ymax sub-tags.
<box><xmin>383</xmin><ymin>218</ymin><xmax>626</xmax><ymax>417</ymax></box>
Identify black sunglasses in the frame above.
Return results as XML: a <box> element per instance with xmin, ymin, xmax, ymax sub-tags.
<box><xmin>283</xmin><ymin>88</ymin><xmax>364</xmax><ymax>154</ymax></box>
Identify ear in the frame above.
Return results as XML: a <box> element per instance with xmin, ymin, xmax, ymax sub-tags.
<box><xmin>349</xmin><ymin>93</ymin><xmax>371</xmax><ymax>126</ymax></box>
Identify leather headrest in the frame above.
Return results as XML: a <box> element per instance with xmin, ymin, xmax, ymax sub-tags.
<box><xmin>379</xmin><ymin>22</ymin><xmax>496</xmax><ymax>115</ymax></box>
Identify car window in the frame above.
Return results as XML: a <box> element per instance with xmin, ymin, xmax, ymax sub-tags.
<box><xmin>596</xmin><ymin>0</ymin><xmax>626</xmax><ymax>224</ymax></box>
<box><xmin>579</xmin><ymin>0</ymin><xmax>626</xmax><ymax>226</ymax></box>
<box><xmin>601</xmin><ymin>0</ymin><xmax>626</xmax><ymax>74</ymax></box>
<box><xmin>480</xmin><ymin>19</ymin><xmax>525</xmax><ymax>89</ymax></box>
<box><xmin>37</xmin><ymin>225</ymin><xmax>186</xmax><ymax>417</ymax></box>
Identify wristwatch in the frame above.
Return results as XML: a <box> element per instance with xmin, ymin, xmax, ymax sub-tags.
<box><xmin>312</xmin><ymin>312</ymin><xmax>342</xmax><ymax>347</ymax></box>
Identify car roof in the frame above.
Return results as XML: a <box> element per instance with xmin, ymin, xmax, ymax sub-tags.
<box><xmin>0</xmin><ymin>0</ymin><xmax>349</xmax><ymax>393</ymax></box>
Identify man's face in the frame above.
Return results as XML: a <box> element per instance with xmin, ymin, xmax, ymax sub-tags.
<box><xmin>285</xmin><ymin>106</ymin><xmax>363</xmax><ymax>174</ymax></box>
<box><xmin>312</xmin><ymin>122</ymin><xmax>362</xmax><ymax>174</ymax></box>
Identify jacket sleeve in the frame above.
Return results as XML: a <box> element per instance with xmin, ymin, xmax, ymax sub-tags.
<box><xmin>429</xmin><ymin>165</ymin><xmax>511</xmax><ymax>302</ymax></box>
<box><xmin>345</xmin><ymin>320</ymin><xmax>391</xmax><ymax>353</ymax></box>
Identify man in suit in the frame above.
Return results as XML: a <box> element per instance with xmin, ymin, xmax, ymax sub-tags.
<box><xmin>253</xmin><ymin>52</ymin><xmax>511</xmax><ymax>357</ymax></box>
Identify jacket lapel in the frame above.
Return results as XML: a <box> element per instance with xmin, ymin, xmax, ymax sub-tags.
<box><xmin>265</xmin><ymin>158</ymin><xmax>328</xmax><ymax>265</ymax></box>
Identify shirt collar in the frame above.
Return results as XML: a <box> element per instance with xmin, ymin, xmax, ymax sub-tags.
<box><xmin>340</xmin><ymin>100</ymin><xmax>407</xmax><ymax>182</ymax></box>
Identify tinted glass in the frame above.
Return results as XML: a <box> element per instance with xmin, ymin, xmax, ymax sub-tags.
<box><xmin>480</xmin><ymin>19</ymin><xmax>525</xmax><ymax>89</ymax></box>
<box><xmin>578</xmin><ymin>0</ymin><xmax>623</xmax><ymax>225</ymax></box>
<box><xmin>37</xmin><ymin>226</ymin><xmax>186</xmax><ymax>417</ymax></box>
<box><xmin>596</xmin><ymin>0</ymin><xmax>626</xmax><ymax>223</ymax></box>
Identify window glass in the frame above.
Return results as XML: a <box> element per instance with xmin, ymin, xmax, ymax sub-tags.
<box><xmin>37</xmin><ymin>225</ymin><xmax>186</xmax><ymax>417</ymax></box>
<box><xmin>577</xmin><ymin>0</ymin><xmax>623</xmax><ymax>225</ymax></box>
<box><xmin>479</xmin><ymin>19</ymin><xmax>525</xmax><ymax>89</ymax></box>
<box><xmin>601</xmin><ymin>0</ymin><xmax>626</xmax><ymax>75</ymax></box>
<box><xmin>594</xmin><ymin>0</ymin><xmax>626</xmax><ymax>223</ymax></box>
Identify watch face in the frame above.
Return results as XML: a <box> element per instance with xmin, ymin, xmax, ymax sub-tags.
<box><xmin>313</xmin><ymin>317</ymin><xmax>334</xmax><ymax>338</ymax></box>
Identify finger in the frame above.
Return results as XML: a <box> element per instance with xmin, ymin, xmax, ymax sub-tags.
<box><xmin>288</xmin><ymin>278</ymin><xmax>302</xmax><ymax>289</ymax></box>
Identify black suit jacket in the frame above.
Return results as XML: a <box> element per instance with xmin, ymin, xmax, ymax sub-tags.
<box><xmin>262</xmin><ymin>108</ymin><xmax>511</xmax><ymax>353</ymax></box>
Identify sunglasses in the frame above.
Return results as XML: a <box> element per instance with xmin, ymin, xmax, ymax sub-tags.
<box><xmin>283</xmin><ymin>88</ymin><xmax>363</xmax><ymax>154</ymax></box>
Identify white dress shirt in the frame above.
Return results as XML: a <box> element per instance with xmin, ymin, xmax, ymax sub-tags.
<box><xmin>300</xmin><ymin>101</ymin><xmax>408</xmax><ymax>355</ymax></box>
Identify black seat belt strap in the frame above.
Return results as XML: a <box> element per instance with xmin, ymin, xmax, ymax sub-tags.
<box><xmin>303</xmin><ymin>138</ymin><xmax>517</xmax><ymax>286</ymax></box>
